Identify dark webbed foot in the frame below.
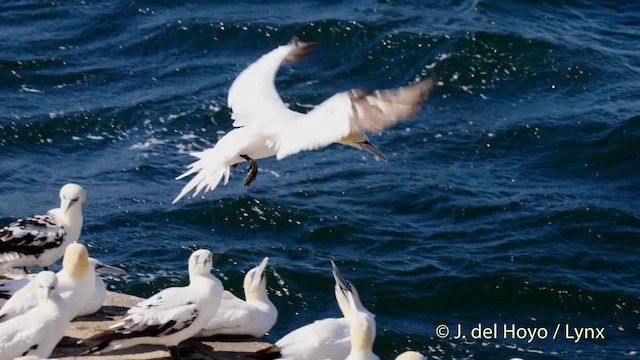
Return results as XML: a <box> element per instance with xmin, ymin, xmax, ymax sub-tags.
<box><xmin>169</xmin><ymin>346</ymin><xmax>181</xmax><ymax>359</ymax></box>
<box><xmin>240</xmin><ymin>154</ymin><xmax>258</xmax><ymax>186</ymax></box>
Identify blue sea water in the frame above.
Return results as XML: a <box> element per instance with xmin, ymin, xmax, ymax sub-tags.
<box><xmin>1</xmin><ymin>0</ymin><xmax>639</xmax><ymax>359</ymax></box>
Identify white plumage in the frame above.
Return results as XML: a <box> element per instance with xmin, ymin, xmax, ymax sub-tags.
<box><xmin>197</xmin><ymin>256</ymin><xmax>277</xmax><ymax>338</ymax></box>
<box><xmin>0</xmin><ymin>256</ymin><xmax>126</xmax><ymax>316</ymax></box>
<box><xmin>173</xmin><ymin>36</ymin><xmax>436</xmax><ymax>203</ymax></box>
<box><xmin>83</xmin><ymin>249</ymin><xmax>223</xmax><ymax>359</ymax></box>
<box><xmin>0</xmin><ymin>183</ymin><xmax>86</xmax><ymax>272</ymax></box>
<box><xmin>256</xmin><ymin>261</ymin><xmax>373</xmax><ymax>360</ymax></box>
<box><xmin>0</xmin><ymin>243</ymin><xmax>97</xmax><ymax>321</ymax></box>
<box><xmin>0</xmin><ymin>271</ymin><xmax>69</xmax><ymax>360</ymax></box>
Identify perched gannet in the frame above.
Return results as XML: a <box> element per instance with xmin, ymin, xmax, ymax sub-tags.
<box><xmin>0</xmin><ymin>257</ymin><xmax>126</xmax><ymax>314</ymax></box>
<box><xmin>197</xmin><ymin>256</ymin><xmax>277</xmax><ymax>338</ymax></box>
<box><xmin>0</xmin><ymin>243</ymin><xmax>95</xmax><ymax>321</ymax></box>
<box><xmin>394</xmin><ymin>351</ymin><xmax>426</xmax><ymax>360</ymax></box>
<box><xmin>173</xmin><ymin>36</ymin><xmax>437</xmax><ymax>203</ymax></box>
<box><xmin>0</xmin><ymin>183</ymin><xmax>86</xmax><ymax>272</ymax></box>
<box><xmin>82</xmin><ymin>249</ymin><xmax>223</xmax><ymax>359</ymax></box>
<box><xmin>255</xmin><ymin>261</ymin><xmax>372</xmax><ymax>360</ymax></box>
<box><xmin>0</xmin><ymin>271</ymin><xmax>69</xmax><ymax>360</ymax></box>
<box><xmin>80</xmin><ymin>257</ymin><xmax>127</xmax><ymax>316</ymax></box>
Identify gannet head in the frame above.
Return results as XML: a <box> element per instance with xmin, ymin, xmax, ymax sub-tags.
<box><xmin>337</xmin><ymin>133</ymin><xmax>388</xmax><ymax>162</ymax></box>
<box><xmin>243</xmin><ymin>257</ymin><xmax>269</xmax><ymax>301</ymax></box>
<box><xmin>394</xmin><ymin>351</ymin><xmax>426</xmax><ymax>360</ymax></box>
<box><xmin>331</xmin><ymin>260</ymin><xmax>369</xmax><ymax>318</ymax></box>
<box><xmin>36</xmin><ymin>270</ymin><xmax>59</xmax><ymax>304</ymax></box>
<box><xmin>62</xmin><ymin>243</ymin><xmax>90</xmax><ymax>282</ymax></box>
<box><xmin>189</xmin><ymin>249</ymin><xmax>213</xmax><ymax>277</ymax></box>
<box><xmin>59</xmin><ymin>183</ymin><xmax>87</xmax><ymax>215</ymax></box>
<box><xmin>283</xmin><ymin>36</ymin><xmax>317</xmax><ymax>63</ymax></box>
<box><xmin>89</xmin><ymin>257</ymin><xmax>127</xmax><ymax>275</ymax></box>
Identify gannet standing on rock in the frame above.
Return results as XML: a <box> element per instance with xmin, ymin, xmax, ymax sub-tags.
<box><xmin>0</xmin><ymin>243</ymin><xmax>96</xmax><ymax>321</ymax></box>
<box><xmin>0</xmin><ymin>271</ymin><xmax>69</xmax><ymax>360</ymax></box>
<box><xmin>82</xmin><ymin>249</ymin><xmax>223</xmax><ymax>359</ymax></box>
<box><xmin>173</xmin><ymin>36</ymin><xmax>437</xmax><ymax>203</ymax></box>
<box><xmin>197</xmin><ymin>256</ymin><xmax>277</xmax><ymax>338</ymax></box>
<box><xmin>0</xmin><ymin>183</ymin><xmax>86</xmax><ymax>273</ymax></box>
<box><xmin>255</xmin><ymin>260</ymin><xmax>373</xmax><ymax>360</ymax></box>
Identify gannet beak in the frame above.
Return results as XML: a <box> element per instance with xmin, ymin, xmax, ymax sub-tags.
<box><xmin>331</xmin><ymin>260</ymin><xmax>353</xmax><ymax>294</ymax></box>
<box><xmin>40</xmin><ymin>285</ymin><xmax>53</xmax><ymax>300</ymax></box>
<box><xmin>61</xmin><ymin>198</ymin><xmax>74</xmax><ymax>214</ymax></box>
<box><xmin>256</xmin><ymin>257</ymin><xmax>269</xmax><ymax>280</ymax></box>
<box><xmin>358</xmin><ymin>140</ymin><xmax>388</xmax><ymax>162</ymax></box>
<box><xmin>95</xmin><ymin>261</ymin><xmax>127</xmax><ymax>275</ymax></box>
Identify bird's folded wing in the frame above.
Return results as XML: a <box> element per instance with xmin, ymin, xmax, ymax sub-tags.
<box><xmin>111</xmin><ymin>299</ymin><xmax>199</xmax><ymax>337</ymax></box>
<box><xmin>0</xmin><ymin>214</ymin><xmax>65</xmax><ymax>259</ymax></box>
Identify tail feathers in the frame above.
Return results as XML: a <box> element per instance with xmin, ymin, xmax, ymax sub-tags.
<box><xmin>251</xmin><ymin>345</ymin><xmax>282</xmax><ymax>360</ymax></box>
<box><xmin>173</xmin><ymin>155</ymin><xmax>231</xmax><ymax>204</ymax></box>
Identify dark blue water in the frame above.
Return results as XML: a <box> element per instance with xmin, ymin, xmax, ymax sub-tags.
<box><xmin>1</xmin><ymin>1</ymin><xmax>639</xmax><ymax>359</ymax></box>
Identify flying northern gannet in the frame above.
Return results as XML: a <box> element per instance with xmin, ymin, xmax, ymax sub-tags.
<box><xmin>0</xmin><ymin>243</ymin><xmax>100</xmax><ymax>321</ymax></box>
<box><xmin>197</xmin><ymin>256</ymin><xmax>277</xmax><ymax>338</ymax></box>
<box><xmin>255</xmin><ymin>260</ymin><xmax>372</xmax><ymax>360</ymax></box>
<box><xmin>173</xmin><ymin>36</ymin><xmax>437</xmax><ymax>203</ymax></box>
<box><xmin>0</xmin><ymin>256</ymin><xmax>126</xmax><ymax>316</ymax></box>
<box><xmin>81</xmin><ymin>249</ymin><xmax>223</xmax><ymax>359</ymax></box>
<box><xmin>0</xmin><ymin>271</ymin><xmax>69</xmax><ymax>360</ymax></box>
<box><xmin>0</xmin><ymin>183</ymin><xmax>86</xmax><ymax>273</ymax></box>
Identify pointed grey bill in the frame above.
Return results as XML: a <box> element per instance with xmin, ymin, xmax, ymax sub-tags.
<box><xmin>256</xmin><ymin>257</ymin><xmax>270</xmax><ymax>280</ymax></box>
<box><xmin>331</xmin><ymin>260</ymin><xmax>353</xmax><ymax>294</ymax></box>
<box><xmin>95</xmin><ymin>261</ymin><xmax>127</xmax><ymax>275</ymax></box>
<box><xmin>358</xmin><ymin>140</ymin><xmax>388</xmax><ymax>162</ymax></box>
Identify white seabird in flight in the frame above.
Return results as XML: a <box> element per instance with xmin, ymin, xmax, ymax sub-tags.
<box><xmin>255</xmin><ymin>260</ymin><xmax>373</xmax><ymax>360</ymax></box>
<box><xmin>0</xmin><ymin>243</ymin><xmax>97</xmax><ymax>321</ymax></box>
<box><xmin>197</xmin><ymin>256</ymin><xmax>277</xmax><ymax>338</ymax></box>
<box><xmin>81</xmin><ymin>249</ymin><xmax>223</xmax><ymax>359</ymax></box>
<box><xmin>0</xmin><ymin>183</ymin><xmax>86</xmax><ymax>272</ymax></box>
<box><xmin>173</xmin><ymin>36</ymin><xmax>437</xmax><ymax>203</ymax></box>
<box><xmin>0</xmin><ymin>271</ymin><xmax>69</xmax><ymax>360</ymax></box>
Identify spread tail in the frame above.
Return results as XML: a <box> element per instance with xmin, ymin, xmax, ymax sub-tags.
<box><xmin>173</xmin><ymin>150</ymin><xmax>231</xmax><ymax>204</ymax></box>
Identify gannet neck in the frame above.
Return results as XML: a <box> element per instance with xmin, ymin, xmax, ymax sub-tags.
<box><xmin>62</xmin><ymin>243</ymin><xmax>90</xmax><ymax>282</ymax></box>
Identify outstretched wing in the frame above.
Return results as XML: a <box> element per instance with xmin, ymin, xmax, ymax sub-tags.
<box><xmin>269</xmin><ymin>78</ymin><xmax>437</xmax><ymax>160</ymax></box>
<box><xmin>227</xmin><ymin>36</ymin><xmax>316</xmax><ymax>128</ymax></box>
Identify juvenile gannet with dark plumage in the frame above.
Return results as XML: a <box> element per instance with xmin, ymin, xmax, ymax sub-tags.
<box><xmin>173</xmin><ymin>36</ymin><xmax>437</xmax><ymax>203</ymax></box>
<box><xmin>0</xmin><ymin>243</ymin><xmax>96</xmax><ymax>321</ymax></box>
<box><xmin>197</xmin><ymin>256</ymin><xmax>277</xmax><ymax>338</ymax></box>
<box><xmin>0</xmin><ymin>271</ymin><xmax>69</xmax><ymax>360</ymax></box>
<box><xmin>255</xmin><ymin>261</ymin><xmax>372</xmax><ymax>360</ymax></box>
<box><xmin>0</xmin><ymin>183</ymin><xmax>86</xmax><ymax>272</ymax></box>
<box><xmin>81</xmin><ymin>249</ymin><xmax>223</xmax><ymax>359</ymax></box>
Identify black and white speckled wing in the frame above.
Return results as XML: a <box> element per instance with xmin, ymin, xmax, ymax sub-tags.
<box><xmin>0</xmin><ymin>214</ymin><xmax>65</xmax><ymax>264</ymax></box>
<box><xmin>111</xmin><ymin>287</ymin><xmax>198</xmax><ymax>336</ymax></box>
